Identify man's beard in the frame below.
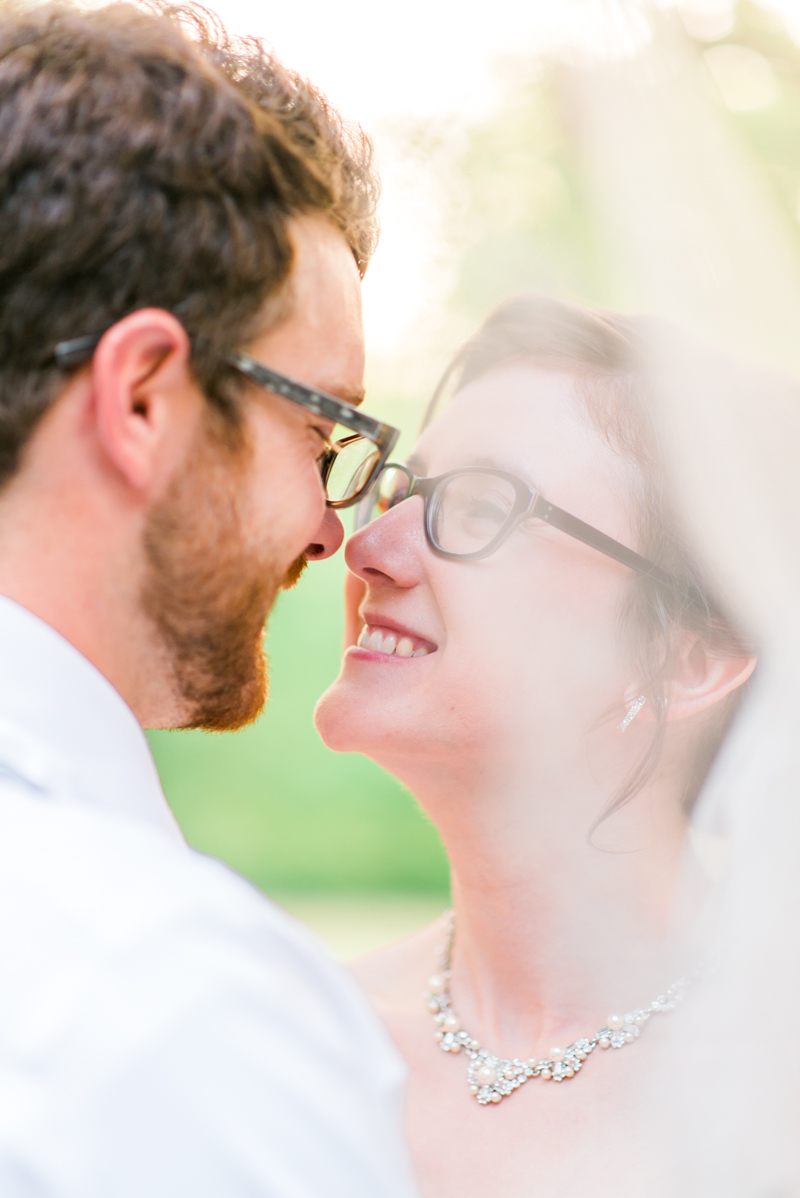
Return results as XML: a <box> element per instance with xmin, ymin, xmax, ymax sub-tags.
<box><xmin>282</xmin><ymin>552</ymin><xmax>309</xmax><ymax>589</ymax></box>
<box><xmin>142</xmin><ymin>418</ymin><xmax>283</xmax><ymax>732</ymax></box>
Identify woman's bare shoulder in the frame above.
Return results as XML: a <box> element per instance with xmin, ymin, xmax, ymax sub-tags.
<box><xmin>348</xmin><ymin>911</ymin><xmax>449</xmax><ymax>1011</ymax></box>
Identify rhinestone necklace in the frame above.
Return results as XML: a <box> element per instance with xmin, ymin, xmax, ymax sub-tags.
<box><xmin>424</xmin><ymin>911</ymin><xmax>699</xmax><ymax>1106</ymax></box>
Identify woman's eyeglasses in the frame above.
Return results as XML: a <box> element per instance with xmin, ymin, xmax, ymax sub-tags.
<box><xmin>355</xmin><ymin>462</ymin><xmax>677</xmax><ymax>586</ymax></box>
<box><xmin>53</xmin><ymin>335</ymin><xmax>399</xmax><ymax>510</ymax></box>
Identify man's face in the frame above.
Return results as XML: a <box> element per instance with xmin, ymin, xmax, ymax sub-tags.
<box><xmin>143</xmin><ymin>216</ymin><xmax>365</xmax><ymax>730</ymax></box>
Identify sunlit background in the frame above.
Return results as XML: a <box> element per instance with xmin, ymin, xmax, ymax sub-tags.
<box><xmin>147</xmin><ymin>0</ymin><xmax>800</xmax><ymax>956</ymax></box>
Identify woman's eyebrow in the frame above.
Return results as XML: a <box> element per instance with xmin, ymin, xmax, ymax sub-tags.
<box><xmin>470</xmin><ymin>454</ymin><xmax>540</xmax><ymax>489</ymax></box>
<box><xmin>409</xmin><ymin>451</ymin><xmax>541</xmax><ymax>491</ymax></box>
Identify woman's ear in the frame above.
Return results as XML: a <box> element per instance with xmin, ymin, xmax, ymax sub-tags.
<box><xmin>631</xmin><ymin>636</ymin><xmax>756</xmax><ymax>723</ymax></box>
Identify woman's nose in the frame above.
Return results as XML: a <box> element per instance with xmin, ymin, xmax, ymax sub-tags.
<box><xmin>304</xmin><ymin>507</ymin><xmax>345</xmax><ymax>561</ymax></box>
<box><xmin>344</xmin><ymin>495</ymin><xmax>426</xmax><ymax>588</ymax></box>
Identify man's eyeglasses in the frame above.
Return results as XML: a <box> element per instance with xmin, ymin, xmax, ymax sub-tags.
<box><xmin>355</xmin><ymin>462</ymin><xmax>677</xmax><ymax>587</ymax></box>
<box><xmin>53</xmin><ymin>335</ymin><xmax>400</xmax><ymax>509</ymax></box>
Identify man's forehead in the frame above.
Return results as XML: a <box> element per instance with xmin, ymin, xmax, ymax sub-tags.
<box><xmin>289</xmin><ymin>215</ymin><xmax>362</xmax><ymax>307</ymax></box>
<box><xmin>248</xmin><ymin>216</ymin><xmax>366</xmax><ymax>408</ymax></box>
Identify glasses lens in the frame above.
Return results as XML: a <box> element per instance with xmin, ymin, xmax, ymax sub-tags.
<box><xmin>354</xmin><ymin>465</ymin><xmax>412</xmax><ymax>529</ymax></box>
<box><xmin>325</xmin><ymin>433</ymin><xmax>382</xmax><ymax>505</ymax></box>
<box><xmin>433</xmin><ymin>472</ymin><xmax>517</xmax><ymax>555</ymax></box>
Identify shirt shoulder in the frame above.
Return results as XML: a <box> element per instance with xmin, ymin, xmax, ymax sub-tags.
<box><xmin>0</xmin><ymin>785</ymin><xmax>417</xmax><ymax>1197</ymax></box>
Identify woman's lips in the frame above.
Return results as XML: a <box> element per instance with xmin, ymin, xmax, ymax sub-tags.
<box><xmin>354</xmin><ymin>623</ymin><xmax>435</xmax><ymax>658</ymax></box>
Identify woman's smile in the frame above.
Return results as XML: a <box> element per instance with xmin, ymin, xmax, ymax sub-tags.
<box><xmin>351</xmin><ymin>618</ymin><xmax>437</xmax><ymax>659</ymax></box>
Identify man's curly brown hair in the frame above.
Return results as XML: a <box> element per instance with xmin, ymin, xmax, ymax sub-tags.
<box><xmin>0</xmin><ymin>0</ymin><xmax>379</xmax><ymax>483</ymax></box>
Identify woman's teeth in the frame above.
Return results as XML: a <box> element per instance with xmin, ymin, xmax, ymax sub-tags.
<box><xmin>357</xmin><ymin>625</ymin><xmax>430</xmax><ymax>657</ymax></box>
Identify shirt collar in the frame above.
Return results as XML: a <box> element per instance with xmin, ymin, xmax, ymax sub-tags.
<box><xmin>0</xmin><ymin>595</ymin><xmax>183</xmax><ymax>841</ymax></box>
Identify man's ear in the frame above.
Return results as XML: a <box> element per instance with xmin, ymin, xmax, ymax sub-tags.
<box><xmin>90</xmin><ymin>309</ymin><xmax>199</xmax><ymax>493</ymax></box>
<box><xmin>629</xmin><ymin>636</ymin><xmax>756</xmax><ymax>723</ymax></box>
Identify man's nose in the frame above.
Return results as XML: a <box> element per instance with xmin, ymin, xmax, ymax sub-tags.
<box><xmin>304</xmin><ymin>506</ymin><xmax>345</xmax><ymax>561</ymax></box>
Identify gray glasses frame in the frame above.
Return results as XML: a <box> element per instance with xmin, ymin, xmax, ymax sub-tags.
<box><xmin>53</xmin><ymin>335</ymin><xmax>400</xmax><ymax>510</ymax></box>
<box><xmin>357</xmin><ymin>462</ymin><xmax>677</xmax><ymax>587</ymax></box>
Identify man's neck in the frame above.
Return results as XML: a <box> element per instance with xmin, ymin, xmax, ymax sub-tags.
<box><xmin>0</xmin><ymin>491</ymin><xmax>184</xmax><ymax>729</ymax></box>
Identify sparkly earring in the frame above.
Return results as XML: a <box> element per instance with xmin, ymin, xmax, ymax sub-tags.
<box><xmin>618</xmin><ymin>695</ymin><xmax>646</xmax><ymax>732</ymax></box>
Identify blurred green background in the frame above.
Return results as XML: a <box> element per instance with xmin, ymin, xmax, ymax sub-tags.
<box><xmin>148</xmin><ymin>0</ymin><xmax>800</xmax><ymax>952</ymax></box>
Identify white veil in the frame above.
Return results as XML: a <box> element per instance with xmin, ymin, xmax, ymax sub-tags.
<box><xmin>567</xmin><ymin>8</ymin><xmax>800</xmax><ymax>1192</ymax></box>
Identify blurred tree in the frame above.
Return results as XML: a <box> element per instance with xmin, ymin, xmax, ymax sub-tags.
<box><xmin>447</xmin><ymin>63</ymin><xmax>605</xmax><ymax>317</ymax></box>
<box><xmin>442</xmin><ymin>0</ymin><xmax>800</xmax><ymax>323</ymax></box>
<box><xmin>709</xmin><ymin>2</ymin><xmax>800</xmax><ymax>233</ymax></box>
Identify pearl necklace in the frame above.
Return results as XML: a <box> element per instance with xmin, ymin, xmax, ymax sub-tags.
<box><xmin>424</xmin><ymin>911</ymin><xmax>698</xmax><ymax>1106</ymax></box>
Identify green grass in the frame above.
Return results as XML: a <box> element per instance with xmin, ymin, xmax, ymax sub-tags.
<box><xmin>148</xmin><ymin>400</ymin><xmax>450</xmax><ymax>897</ymax></box>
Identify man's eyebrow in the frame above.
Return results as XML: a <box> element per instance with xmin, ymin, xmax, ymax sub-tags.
<box><xmin>328</xmin><ymin>384</ymin><xmax>365</xmax><ymax>409</ymax></box>
<box><xmin>406</xmin><ymin>452</ymin><xmax>427</xmax><ymax>473</ymax></box>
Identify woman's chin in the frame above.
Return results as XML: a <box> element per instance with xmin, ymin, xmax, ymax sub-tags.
<box><xmin>313</xmin><ymin>680</ymin><xmax>382</xmax><ymax>753</ymax></box>
<box><xmin>314</xmin><ymin>673</ymin><xmax>426</xmax><ymax>758</ymax></box>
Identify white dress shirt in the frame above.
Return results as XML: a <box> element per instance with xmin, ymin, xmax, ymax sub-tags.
<box><xmin>0</xmin><ymin>597</ymin><xmax>418</xmax><ymax>1198</ymax></box>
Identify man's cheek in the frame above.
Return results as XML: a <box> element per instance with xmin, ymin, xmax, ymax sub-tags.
<box><xmin>247</xmin><ymin>438</ymin><xmax>324</xmax><ymax>558</ymax></box>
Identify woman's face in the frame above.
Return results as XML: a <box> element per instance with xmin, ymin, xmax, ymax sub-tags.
<box><xmin>315</xmin><ymin>363</ymin><xmax>644</xmax><ymax>786</ymax></box>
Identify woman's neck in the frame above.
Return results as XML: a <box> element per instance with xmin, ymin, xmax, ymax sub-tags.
<box><xmin>404</xmin><ymin>757</ymin><xmax>695</xmax><ymax>1060</ymax></box>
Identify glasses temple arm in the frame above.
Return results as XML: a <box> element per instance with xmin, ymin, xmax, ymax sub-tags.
<box><xmin>53</xmin><ymin>340</ymin><xmax>399</xmax><ymax>450</ymax></box>
<box><xmin>53</xmin><ymin>334</ymin><xmax>101</xmax><ymax>367</ymax></box>
<box><xmin>533</xmin><ymin>497</ymin><xmax>676</xmax><ymax>589</ymax></box>
<box><xmin>227</xmin><ymin>351</ymin><xmax>394</xmax><ymax>442</ymax></box>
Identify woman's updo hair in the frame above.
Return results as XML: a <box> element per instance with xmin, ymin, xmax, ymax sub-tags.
<box><xmin>424</xmin><ymin>294</ymin><xmax>753</xmax><ymax>818</ymax></box>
